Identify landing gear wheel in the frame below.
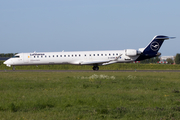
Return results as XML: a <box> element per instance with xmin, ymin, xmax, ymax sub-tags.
<box><xmin>93</xmin><ymin>66</ymin><xmax>99</xmax><ymax>71</ymax></box>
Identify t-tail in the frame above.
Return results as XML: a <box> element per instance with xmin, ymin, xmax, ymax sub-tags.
<box><xmin>136</xmin><ymin>35</ymin><xmax>175</xmax><ymax>61</ymax></box>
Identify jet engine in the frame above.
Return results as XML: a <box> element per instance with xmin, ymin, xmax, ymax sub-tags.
<box><xmin>125</xmin><ymin>49</ymin><xmax>142</xmax><ymax>56</ymax></box>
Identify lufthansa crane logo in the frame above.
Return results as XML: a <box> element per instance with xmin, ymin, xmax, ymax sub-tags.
<box><xmin>150</xmin><ymin>41</ymin><xmax>160</xmax><ymax>51</ymax></box>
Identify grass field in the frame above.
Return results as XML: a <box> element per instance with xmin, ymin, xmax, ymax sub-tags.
<box><xmin>1</xmin><ymin>60</ymin><xmax>180</xmax><ymax>70</ymax></box>
<box><xmin>0</xmin><ymin>71</ymin><xmax>180</xmax><ymax>119</ymax></box>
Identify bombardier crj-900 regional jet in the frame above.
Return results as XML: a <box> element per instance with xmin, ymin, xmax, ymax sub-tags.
<box><xmin>4</xmin><ymin>35</ymin><xmax>175</xmax><ymax>70</ymax></box>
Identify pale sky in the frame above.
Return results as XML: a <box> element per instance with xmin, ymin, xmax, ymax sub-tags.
<box><xmin>0</xmin><ymin>0</ymin><xmax>179</xmax><ymax>56</ymax></box>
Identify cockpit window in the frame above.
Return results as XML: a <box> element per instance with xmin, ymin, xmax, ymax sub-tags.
<box><xmin>12</xmin><ymin>56</ymin><xmax>20</xmax><ymax>58</ymax></box>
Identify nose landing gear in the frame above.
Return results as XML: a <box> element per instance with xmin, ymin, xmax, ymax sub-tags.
<box><xmin>12</xmin><ymin>66</ymin><xmax>15</xmax><ymax>71</ymax></box>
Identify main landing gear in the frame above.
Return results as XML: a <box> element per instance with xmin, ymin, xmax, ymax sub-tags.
<box><xmin>92</xmin><ymin>66</ymin><xmax>99</xmax><ymax>71</ymax></box>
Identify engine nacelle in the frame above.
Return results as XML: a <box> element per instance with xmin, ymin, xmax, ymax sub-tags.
<box><xmin>125</xmin><ymin>49</ymin><xmax>141</xmax><ymax>56</ymax></box>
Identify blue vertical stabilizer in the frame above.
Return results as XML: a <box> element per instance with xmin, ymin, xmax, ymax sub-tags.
<box><xmin>136</xmin><ymin>35</ymin><xmax>175</xmax><ymax>61</ymax></box>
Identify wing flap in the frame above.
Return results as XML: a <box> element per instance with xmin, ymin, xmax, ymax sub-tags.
<box><xmin>80</xmin><ymin>60</ymin><xmax>110</xmax><ymax>65</ymax></box>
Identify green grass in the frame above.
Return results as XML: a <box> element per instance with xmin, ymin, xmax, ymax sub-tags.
<box><xmin>1</xmin><ymin>60</ymin><xmax>180</xmax><ymax>70</ymax></box>
<box><xmin>0</xmin><ymin>71</ymin><xmax>180</xmax><ymax>119</ymax></box>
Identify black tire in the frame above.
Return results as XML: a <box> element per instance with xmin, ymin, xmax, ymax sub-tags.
<box><xmin>93</xmin><ymin>66</ymin><xmax>99</xmax><ymax>71</ymax></box>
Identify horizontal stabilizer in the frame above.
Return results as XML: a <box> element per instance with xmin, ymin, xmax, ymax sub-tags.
<box><xmin>155</xmin><ymin>36</ymin><xmax>176</xmax><ymax>40</ymax></box>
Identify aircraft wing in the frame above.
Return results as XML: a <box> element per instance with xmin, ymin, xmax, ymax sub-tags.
<box><xmin>71</xmin><ymin>60</ymin><xmax>111</xmax><ymax>65</ymax></box>
<box><xmin>71</xmin><ymin>54</ymin><xmax>122</xmax><ymax>65</ymax></box>
<box><xmin>71</xmin><ymin>60</ymin><xmax>119</xmax><ymax>65</ymax></box>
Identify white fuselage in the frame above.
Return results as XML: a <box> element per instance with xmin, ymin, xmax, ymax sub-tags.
<box><xmin>4</xmin><ymin>50</ymin><xmax>140</xmax><ymax>67</ymax></box>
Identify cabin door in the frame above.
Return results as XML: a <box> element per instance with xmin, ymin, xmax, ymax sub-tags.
<box><xmin>23</xmin><ymin>53</ymin><xmax>29</xmax><ymax>63</ymax></box>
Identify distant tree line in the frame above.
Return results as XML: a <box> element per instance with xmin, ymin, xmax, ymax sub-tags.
<box><xmin>166</xmin><ymin>58</ymin><xmax>174</xmax><ymax>64</ymax></box>
<box><xmin>140</xmin><ymin>54</ymin><xmax>180</xmax><ymax>64</ymax></box>
<box><xmin>0</xmin><ymin>53</ymin><xmax>16</xmax><ymax>58</ymax></box>
<box><xmin>165</xmin><ymin>53</ymin><xmax>180</xmax><ymax>64</ymax></box>
<box><xmin>140</xmin><ymin>56</ymin><xmax>160</xmax><ymax>64</ymax></box>
<box><xmin>175</xmin><ymin>53</ymin><xmax>180</xmax><ymax>64</ymax></box>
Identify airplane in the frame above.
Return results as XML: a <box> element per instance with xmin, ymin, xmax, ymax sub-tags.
<box><xmin>4</xmin><ymin>35</ymin><xmax>175</xmax><ymax>70</ymax></box>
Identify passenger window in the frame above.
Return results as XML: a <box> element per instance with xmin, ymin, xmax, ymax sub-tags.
<box><xmin>37</xmin><ymin>56</ymin><xmax>39</xmax><ymax>58</ymax></box>
<box><xmin>57</xmin><ymin>55</ymin><xmax>58</xmax><ymax>57</ymax></box>
<box><xmin>113</xmin><ymin>54</ymin><xmax>115</xmax><ymax>56</ymax></box>
<box><xmin>97</xmin><ymin>54</ymin><xmax>99</xmax><ymax>56</ymax></box>
<box><xmin>109</xmin><ymin>54</ymin><xmax>111</xmax><ymax>56</ymax></box>
<box><xmin>105</xmin><ymin>54</ymin><xmax>107</xmax><ymax>56</ymax></box>
<box><xmin>49</xmin><ymin>56</ymin><xmax>50</xmax><ymax>58</ymax></box>
<box><xmin>60</xmin><ymin>55</ymin><xmax>62</xmax><ymax>57</ymax></box>
<box><xmin>84</xmin><ymin>54</ymin><xmax>86</xmax><ymax>56</ymax></box>
<box><xmin>89</xmin><ymin>54</ymin><xmax>91</xmax><ymax>56</ymax></box>
<box><xmin>93</xmin><ymin>54</ymin><xmax>95</xmax><ymax>56</ymax></box>
<box><xmin>75</xmin><ymin>55</ymin><xmax>77</xmax><ymax>57</ymax></box>
<box><xmin>68</xmin><ymin>55</ymin><xmax>70</xmax><ymax>57</ymax></box>
<box><xmin>101</xmin><ymin>54</ymin><xmax>103</xmax><ymax>56</ymax></box>
<box><xmin>116</xmin><ymin>53</ymin><xmax>118</xmax><ymax>56</ymax></box>
<box><xmin>72</xmin><ymin>55</ymin><xmax>73</xmax><ymax>57</ymax></box>
<box><xmin>79</xmin><ymin>54</ymin><xmax>81</xmax><ymax>57</ymax></box>
<box><xmin>34</xmin><ymin>56</ymin><xmax>36</xmax><ymax>58</ymax></box>
<box><xmin>64</xmin><ymin>55</ymin><xmax>66</xmax><ymax>57</ymax></box>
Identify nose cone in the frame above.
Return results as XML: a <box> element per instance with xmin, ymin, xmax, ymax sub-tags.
<box><xmin>4</xmin><ymin>59</ymin><xmax>11</xmax><ymax>67</ymax></box>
